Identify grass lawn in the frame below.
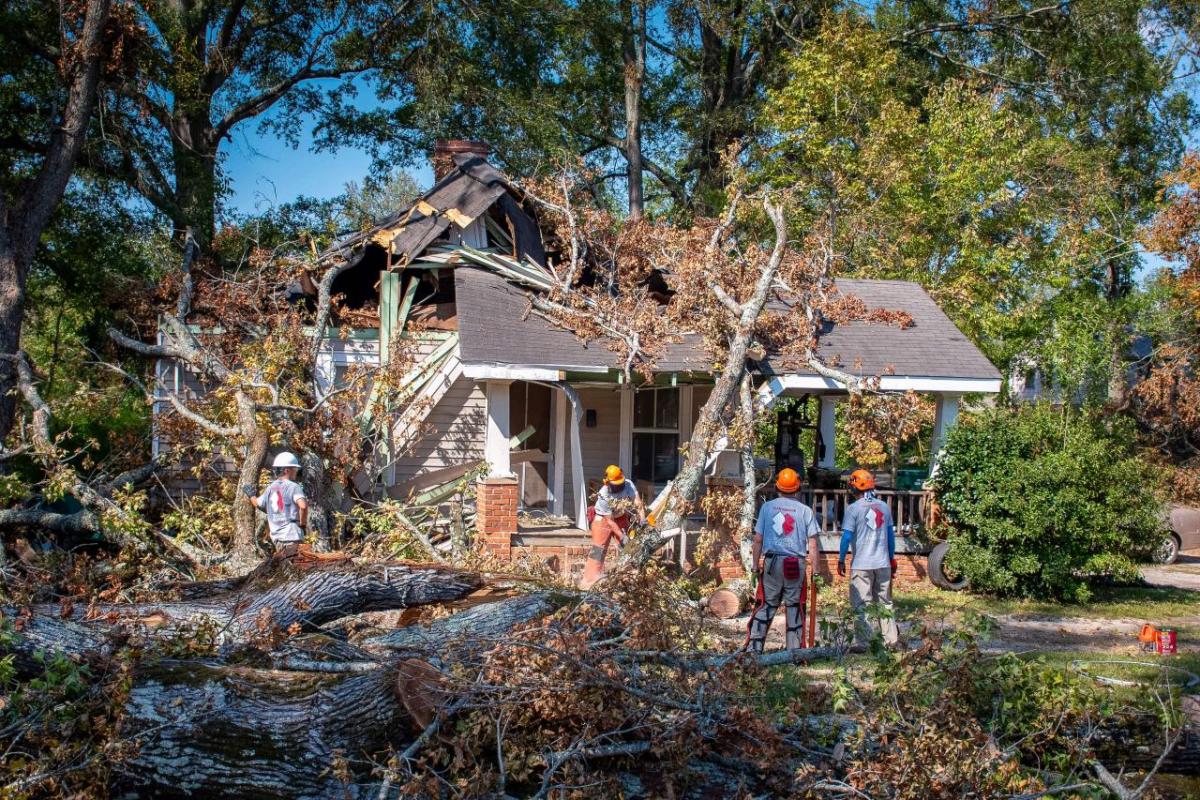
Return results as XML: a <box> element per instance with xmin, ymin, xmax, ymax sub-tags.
<box><xmin>1010</xmin><ymin>650</ymin><xmax>1200</xmax><ymax>695</ymax></box>
<box><xmin>894</xmin><ymin>582</ymin><xmax>1200</xmax><ymax>622</ymax></box>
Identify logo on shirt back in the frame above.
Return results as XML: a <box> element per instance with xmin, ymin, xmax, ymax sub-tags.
<box><xmin>866</xmin><ymin>505</ymin><xmax>885</xmax><ymax>531</ymax></box>
<box><xmin>772</xmin><ymin>511</ymin><xmax>796</xmax><ymax>536</ymax></box>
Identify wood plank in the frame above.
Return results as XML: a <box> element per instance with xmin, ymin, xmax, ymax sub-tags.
<box><xmin>396</xmin><ymin>276</ymin><xmax>418</xmax><ymax>333</ymax></box>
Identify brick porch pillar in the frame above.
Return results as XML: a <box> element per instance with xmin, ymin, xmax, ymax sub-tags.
<box><xmin>476</xmin><ymin>477</ymin><xmax>518</xmax><ymax>559</ymax></box>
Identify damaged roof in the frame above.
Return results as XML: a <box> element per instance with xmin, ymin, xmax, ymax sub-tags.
<box><xmin>322</xmin><ymin>154</ymin><xmax>543</xmax><ymax>267</ymax></box>
<box><xmin>455</xmin><ymin>267</ymin><xmax>1001</xmax><ymax>382</ymax></box>
<box><xmin>321</xmin><ymin>150</ymin><xmax>999</xmax><ymax>386</ymax></box>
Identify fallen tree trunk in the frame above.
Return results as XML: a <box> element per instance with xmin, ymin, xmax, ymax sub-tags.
<box><xmin>115</xmin><ymin>661</ymin><xmax>411</xmax><ymax>799</ymax></box>
<box><xmin>1</xmin><ymin>609</ymin><xmax>114</xmax><ymax>678</ymax></box>
<box><xmin>363</xmin><ymin>590</ymin><xmax>562</xmax><ymax>653</ymax></box>
<box><xmin>2</xmin><ymin>563</ymin><xmax>499</xmax><ymax>798</ymax></box>
<box><xmin>1091</xmin><ymin>719</ymin><xmax>1200</xmax><ymax>776</ymax></box>
<box><xmin>41</xmin><ymin>562</ymin><xmax>484</xmax><ymax>647</ymax></box>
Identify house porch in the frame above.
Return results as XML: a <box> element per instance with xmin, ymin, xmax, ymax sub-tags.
<box><xmin>471</xmin><ymin>373</ymin><xmax>986</xmax><ymax>584</ymax></box>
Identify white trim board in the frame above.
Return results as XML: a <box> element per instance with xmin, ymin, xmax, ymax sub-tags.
<box><xmin>763</xmin><ymin>374</ymin><xmax>1001</xmax><ymax>394</ymax></box>
<box><xmin>463</xmin><ymin>364</ymin><xmax>566</xmax><ymax>381</ymax></box>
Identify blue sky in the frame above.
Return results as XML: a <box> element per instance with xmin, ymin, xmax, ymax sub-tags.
<box><xmin>220</xmin><ymin>72</ymin><xmax>1198</xmax><ymax>287</ymax></box>
<box><xmin>222</xmin><ymin>78</ymin><xmax>435</xmax><ymax>216</ymax></box>
<box><xmin>222</xmin><ymin>121</ymin><xmax>380</xmax><ymax>215</ymax></box>
<box><xmin>224</xmin><ymin>122</ymin><xmax>440</xmax><ymax>215</ymax></box>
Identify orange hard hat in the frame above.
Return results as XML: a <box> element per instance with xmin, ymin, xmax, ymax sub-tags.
<box><xmin>776</xmin><ymin>468</ymin><xmax>801</xmax><ymax>493</ymax></box>
<box><xmin>848</xmin><ymin>469</ymin><xmax>876</xmax><ymax>491</ymax></box>
<box><xmin>604</xmin><ymin>465</ymin><xmax>625</xmax><ymax>485</ymax></box>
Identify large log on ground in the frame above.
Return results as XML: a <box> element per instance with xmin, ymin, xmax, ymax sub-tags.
<box><xmin>1092</xmin><ymin>720</ymin><xmax>1200</xmax><ymax>776</ymax></box>
<box><xmin>223</xmin><ymin>563</ymin><xmax>482</xmax><ymax>640</ymax></box>
<box><xmin>704</xmin><ymin>578</ymin><xmax>750</xmax><ymax>619</ymax></box>
<box><xmin>115</xmin><ymin>660</ymin><xmax>427</xmax><ymax>799</ymax></box>
<box><xmin>363</xmin><ymin>591</ymin><xmax>562</xmax><ymax>653</ymax></box>
<box><xmin>0</xmin><ymin>609</ymin><xmax>113</xmax><ymax>677</ymax></box>
<box><xmin>37</xmin><ymin>563</ymin><xmax>484</xmax><ymax>647</ymax></box>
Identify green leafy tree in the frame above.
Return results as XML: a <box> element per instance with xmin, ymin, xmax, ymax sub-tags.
<box><xmin>931</xmin><ymin>404</ymin><xmax>1164</xmax><ymax>601</ymax></box>
<box><xmin>760</xmin><ymin>7</ymin><xmax>1194</xmax><ymax>400</ymax></box>
<box><xmin>0</xmin><ymin>0</ymin><xmax>118</xmax><ymax>449</ymax></box>
<box><xmin>879</xmin><ymin>0</ymin><xmax>1198</xmax><ymax>404</ymax></box>
<box><xmin>75</xmin><ymin>0</ymin><xmax>432</xmax><ymax>252</ymax></box>
<box><xmin>387</xmin><ymin>0</ymin><xmax>832</xmax><ymax>217</ymax></box>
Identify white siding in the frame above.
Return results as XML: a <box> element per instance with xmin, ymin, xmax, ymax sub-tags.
<box><xmin>561</xmin><ymin>386</ymin><xmax>622</xmax><ymax>512</ymax></box>
<box><xmin>391</xmin><ymin>374</ymin><xmax>486</xmax><ymax>486</ymax></box>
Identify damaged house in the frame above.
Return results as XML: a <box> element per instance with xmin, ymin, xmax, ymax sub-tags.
<box><xmin>154</xmin><ymin>141</ymin><xmax>1001</xmax><ymax>579</ymax></box>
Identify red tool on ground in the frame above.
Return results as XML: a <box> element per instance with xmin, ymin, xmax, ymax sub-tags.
<box><xmin>805</xmin><ymin>558</ymin><xmax>818</xmax><ymax>647</ymax></box>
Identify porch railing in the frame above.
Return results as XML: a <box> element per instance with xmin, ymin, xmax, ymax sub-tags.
<box><xmin>801</xmin><ymin>488</ymin><xmax>933</xmax><ymax>536</ymax></box>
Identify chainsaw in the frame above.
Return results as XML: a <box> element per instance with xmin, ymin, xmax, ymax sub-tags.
<box><xmin>617</xmin><ymin>518</ymin><xmax>653</xmax><ymax>549</ymax></box>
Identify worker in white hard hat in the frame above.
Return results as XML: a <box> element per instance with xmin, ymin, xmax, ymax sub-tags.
<box><xmin>243</xmin><ymin>451</ymin><xmax>308</xmax><ymax>546</ymax></box>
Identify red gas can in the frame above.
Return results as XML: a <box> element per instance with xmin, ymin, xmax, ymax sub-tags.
<box><xmin>1156</xmin><ymin>628</ymin><xmax>1178</xmax><ymax>655</ymax></box>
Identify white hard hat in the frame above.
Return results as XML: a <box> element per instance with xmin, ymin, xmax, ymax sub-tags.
<box><xmin>272</xmin><ymin>451</ymin><xmax>302</xmax><ymax>469</ymax></box>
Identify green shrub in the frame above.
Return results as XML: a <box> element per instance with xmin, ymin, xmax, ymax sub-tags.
<box><xmin>931</xmin><ymin>404</ymin><xmax>1164</xmax><ymax>601</ymax></box>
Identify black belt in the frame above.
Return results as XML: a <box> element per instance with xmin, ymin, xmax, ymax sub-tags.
<box><xmin>765</xmin><ymin>552</ymin><xmax>804</xmax><ymax>558</ymax></box>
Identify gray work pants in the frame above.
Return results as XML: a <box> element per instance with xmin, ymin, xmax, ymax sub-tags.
<box><xmin>850</xmin><ymin>567</ymin><xmax>898</xmax><ymax>647</ymax></box>
<box><xmin>747</xmin><ymin>555</ymin><xmax>805</xmax><ymax>652</ymax></box>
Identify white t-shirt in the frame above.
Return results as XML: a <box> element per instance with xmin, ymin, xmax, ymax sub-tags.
<box><xmin>257</xmin><ymin>478</ymin><xmax>306</xmax><ymax>542</ymax></box>
<box><xmin>595</xmin><ymin>482</ymin><xmax>637</xmax><ymax>517</ymax></box>
<box><xmin>754</xmin><ymin>496</ymin><xmax>820</xmax><ymax>557</ymax></box>
<box><xmin>843</xmin><ymin>494</ymin><xmax>894</xmax><ymax>570</ymax></box>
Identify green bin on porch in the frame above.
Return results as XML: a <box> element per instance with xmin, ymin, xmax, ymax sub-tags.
<box><xmin>895</xmin><ymin>467</ymin><xmax>929</xmax><ymax>491</ymax></box>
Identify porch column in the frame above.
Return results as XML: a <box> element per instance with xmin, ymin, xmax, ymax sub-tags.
<box><xmin>931</xmin><ymin>393</ymin><xmax>962</xmax><ymax>464</ymax></box>
<box><xmin>818</xmin><ymin>395</ymin><xmax>838</xmax><ymax>468</ymax></box>
<box><xmin>553</xmin><ymin>382</ymin><xmax>588</xmax><ymax>531</ymax></box>
<box><xmin>618</xmin><ymin>386</ymin><xmax>633</xmax><ymax>476</ymax></box>
<box><xmin>484</xmin><ymin>380</ymin><xmax>513</xmax><ymax>477</ymax></box>
<box><xmin>551</xmin><ymin>389</ymin><xmax>566</xmax><ymax>516</ymax></box>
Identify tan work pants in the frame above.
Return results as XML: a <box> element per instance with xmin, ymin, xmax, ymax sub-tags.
<box><xmin>850</xmin><ymin>567</ymin><xmax>898</xmax><ymax>647</ymax></box>
<box><xmin>579</xmin><ymin>515</ymin><xmax>628</xmax><ymax>588</ymax></box>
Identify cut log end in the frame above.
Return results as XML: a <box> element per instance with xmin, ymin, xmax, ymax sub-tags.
<box><xmin>706</xmin><ymin>579</ymin><xmax>750</xmax><ymax>619</ymax></box>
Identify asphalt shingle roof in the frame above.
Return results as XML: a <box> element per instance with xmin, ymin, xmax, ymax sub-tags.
<box><xmin>455</xmin><ymin>268</ymin><xmax>1000</xmax><ymax>381</ymax></box>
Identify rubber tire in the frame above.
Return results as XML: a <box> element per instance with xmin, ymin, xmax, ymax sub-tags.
<box><xmin>1154</xmin><ymin>534</ymin><xmax>1181</xmax><ymax>566</ymax></box>
<box><xmin>928</xmin><ymin>541</ymin><xmax>968</xmax><ymax>591</ymax></box>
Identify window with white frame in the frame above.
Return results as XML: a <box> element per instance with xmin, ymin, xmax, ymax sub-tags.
<box><xmin>632</xmin><ymin>387</ymin><xmax>679</xmax><ymax>486</ymax></box>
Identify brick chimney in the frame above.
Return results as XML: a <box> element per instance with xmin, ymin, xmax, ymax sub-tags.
<box><xmin>432</xmin><ymin>139</ymin><xmax>490</xmax><ymax>180</ymax></box>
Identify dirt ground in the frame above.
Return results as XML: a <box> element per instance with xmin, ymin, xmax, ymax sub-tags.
<box><xmin>717</xmin><ymin>552</ymin><xmax>1200</xmax><ymax>658</ymax></box>
<box><xmin>717</xmin><ymin>606</ymin><xmax>1200</xmax><ymax>655</ymax></box>
<box><xmin>1142</xmin><ymin>552</ymin><xmax>1200</xmax><ymax>592</ymax></box>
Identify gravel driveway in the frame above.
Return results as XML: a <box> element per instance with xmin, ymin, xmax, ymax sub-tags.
<box><xmin>1141</xmin><ymin>551</ymin><xmax>1200</xmax><ymax>591</ymax></box>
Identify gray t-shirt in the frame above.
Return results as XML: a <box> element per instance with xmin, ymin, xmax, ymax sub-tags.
<box><xmin>842</xmin><ymin>494</ymin><xmax>894</xmax><ymax>570</ymax></box>
<box><xmin>754</xmin><ymin>496</ymin><xmax>820</xmax><ymax>557</ymax></box>
<box><xmin>257</xmin><ymin>478</ymin><xmax>306</xmax><ymax>542</ymax></box>
<box><xmin>595</xmin><ymin>482</ymin><xmax>637</xmax><ymax>517</ymax></box>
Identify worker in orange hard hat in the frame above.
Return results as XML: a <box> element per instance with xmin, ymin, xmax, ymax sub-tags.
<box><xmin>746</xmin><ymin>468</ymin><xmax>820</xmax><ymax>653</ymax></box>
<box><xmin>838</xmin><ymin>469</ymin><xmax>899</xmax><ymax>650</ymax></box>
<box><xmin>580</xmin><ymin>465</ymin><xmax>645</xmax><ymax>588</ymax></box>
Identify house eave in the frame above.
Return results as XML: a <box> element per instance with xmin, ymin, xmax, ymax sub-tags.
<box><xmin>461</xmin><ymin>363</ymin><xmax>572</xmax><ymax>381</ymax></box>
<box><xmin>763</xmin><ymin>375</ymin><xmax>1002</xmax><ymax>394</ymax></box>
